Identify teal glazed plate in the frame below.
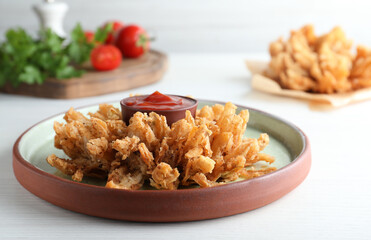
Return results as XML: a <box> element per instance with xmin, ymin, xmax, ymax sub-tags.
<box><xmin>13</xmin><ymin>100</ymin><xmax>311</xmax><ymax>222</ymax></box>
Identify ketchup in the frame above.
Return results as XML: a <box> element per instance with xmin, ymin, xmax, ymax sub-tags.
<box><xmin>124</xmin><ymin>91</ymin><xmax>194</xmax><ymax>110</ymax></box>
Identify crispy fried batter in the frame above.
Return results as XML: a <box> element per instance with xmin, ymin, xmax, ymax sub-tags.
<box><xmin>86</xmin><ymin>137</ymin><xmax>108</xmax><ymax>158</ymax></box>
<box><xmin>267</xmin><ymin>25</ymin><xmax>317</xmax><ymax>91</ymax></box>
<box><xmin>267</xmin><ymin>25</ymin><xmax>371</xmax><ymax>93</ymax></box>
<box><xmin>47</xmin><ymin>102</ymin><xmax>276</xmax><ymax>190</ymax></box>
<box><xmin>47</xmin><ymin>154</ymin><xmax>79</xmax><ymax>177</ymax></box>
<box><xmin>88</xmin><ymin>104</ymin><xmax>122</xmax><ymax>121</ymax></box>
<box><xmin>238</xmin><ymin>166</ymin><xmax>277</xmax><ymax>180</ymax></box>
<box><xmin>150</xmin><ymin>162</ymin><xmax>180</xmax><ymax>190</ymax></box>
<box><xmin>112</xmin><ymin>136</ymin><xmax>140</xmax><ymax>160</ymax></box>
<box><xmin>350</xmin><ymin>45</ymin><xmax>371</xmax><ymax>89</ymax></box>
<box><xmin>47</xmin><ymin>154</ymin><xmax>108</xmax><ymax>181</ymax></box>
<box><xmin>191</xmin><ymin>173</ymin><xmax>220</xmax><ymax>188</ymax></box>
<box><xmin>138</xmin><ymin>143</ymin><xmax>155</xmax><ymax>170</ymax></box>
<box><xmin>106</xmin><ymin>167</ymin><xmax>144</xmax><ymax>190</ymax></box>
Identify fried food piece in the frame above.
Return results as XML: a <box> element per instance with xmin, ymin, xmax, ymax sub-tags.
<box><xmin>138</xmin><ymin>143</ymin><xmax>155</xmax><ymax>170</ymax></box>
<box><xmin>106</xmin><ymin>165</ymin><xmax>144</xmax><ymax>190</ymax></box>
<box><xmin>350</xmin><ymin>45</ymin><xmax>371</xmax><ymax>89</ymax></box>
<box><xmin>183</xmin><ymin>155</ymin><xmax>215</xmax><ymax>184</ymax></box>
<box><xmin>127</xmin><ymin>112</ymin><xmax>170</xmax><ymax>152</ymax></box>
<box><xmin>112</xmin><ymin>136</ymin><xmax>140</xmax><ymax>160</ymax></box>
<box><xmin>267</xmin><ymin>25</ymin><xmax>371</xmax><ymax>93</ymax></box>
<box><xmin>47</xmin><ymin>154</ymin><xmax>108</xmax><ymax>181</ymax></box>
<box><xmin>310</xmin><ymin>27</ymin><xmax>352</xmax><ymax>93</ymax></box>
<box><xmin>106</xmin><ymin>166</ymin><xmax>145</xmax><ymax>190</ymax></box>
<box><xmin>106</xmin><ymin>137</ymin><xmax>152</xmax><ymax>190</ymax></box>
<box><xmin>238</xmin><ymin>166</ymin><xmax>277</xmax><ymax>180</ymax></box>
<box><xmin>150</xmin><ymin>162</ymin><xmax>180</xmax><ymax>190</ymax></box>
<box><xmin>50</xmin><ymin>105</ymin><xmax>127</xmax><ymax>181</ymax></box>
<box><xmin>63</xmin><ymin>107</ymin><xmax>89</xmax><ymax>124</ymax></box>
<box><xmin>106</xmin><ymin>153</ymin><xmax>148</xmax><ymax>190</ymax></box>
<box><xmin>88</xmin><ymin>104</ymin><xmax>122</xmax><ymax>121</ymax></box>
<box><xmin>86</xmin><ymin>137</ymin><xmax>108</xmax><ymax>158</ymax></box>
<box><xmin>191</xmin><ymin>173</ymin><xmax>220</xmax><ymax>188</ymax></box>
<box><xmin>268</xmin><ymin>25</ymin><xmax>317</xmax><ymax>91</ymax></box>
<box><xmin>47</xmin><ymin>102</ymin><xmax>276</xmax><ymax>190</ymax></box>
<box><xmin>47</xmin><ymin>154</ymin><xmax>80</xmax><ymax>180</ymax></box>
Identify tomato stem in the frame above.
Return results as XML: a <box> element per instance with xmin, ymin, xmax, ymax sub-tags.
<box><xmin>136</xmin><ymin>34</ymin><xmax>150</xmax><ymax>51</ymax></box>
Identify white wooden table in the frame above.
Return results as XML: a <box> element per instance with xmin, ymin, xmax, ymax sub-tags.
<box><xmin>1</xmin><ymin>54</ymin><xmax>370</xmax><ymax>240</ymax></box>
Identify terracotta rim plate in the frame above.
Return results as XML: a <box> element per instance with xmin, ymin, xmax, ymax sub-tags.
<box><xmin>13</xmin><ymin>100</ymin><xmax>311</xmax><ymax>222</ymax></box>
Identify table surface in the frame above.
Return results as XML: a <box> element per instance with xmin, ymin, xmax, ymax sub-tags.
<box><xmin>1</xmin><ymin>53</ymin><xmax>370</xmax><ymax>240</ymax></box>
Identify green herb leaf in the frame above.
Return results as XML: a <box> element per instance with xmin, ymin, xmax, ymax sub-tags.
<box><xmin>0</xmin><ymin>23</ymin><xmax>99</xmax><ymax>88</ymax></box>
<box><xmin>70</xmin><ymin>23</ymin><xmax>85</xmax><ymax>42</ymax></box>
<box><xmin>66</xmin><ymin>24</ymin><xmax>94</xmax><ymax>64</ymax></box>
<box><xmin>18</xmin><ymin>65</ymin><xmax>44</xmax><ymax>85</ymax></box>
<box><xmin>94</xmin><ymin>23</ymin><xmax>113</xmax><ymax>43</ymax></box>
<box><xmin>67</xmin><ymin>41</ymin><xmax>92</xmax><ymax>64</ymax></box>
<box><xmin>56</xmin><ymin>66</ymin><xmax>84</xmax><ymax>79</ymax></box>
<box><xmin>0</xmin><ymin>71</ymin><xmax>7</xmax><ymax>86</ymax></box>
<box><xmin>4</xmin><ymin>28</ymin><xmax>36</xmax><ymax>58</ymax></box>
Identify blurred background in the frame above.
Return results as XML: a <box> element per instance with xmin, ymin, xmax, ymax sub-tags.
<box><xmin>1</xmin><ymin>0</ymin><xmax>370</xmax><ymax>54</ymax></box>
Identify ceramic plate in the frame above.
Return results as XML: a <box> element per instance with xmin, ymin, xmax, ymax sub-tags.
<box><xmin>13</xmin><ymin>100</ymin><xmax>311</xmax><ymax>222</ymax></box>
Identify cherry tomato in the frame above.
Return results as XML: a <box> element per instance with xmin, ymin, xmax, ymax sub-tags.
<box><xmin>116</xmin><ymin>25</ymin><xmax>150</xmax><ymax>58</ymax></box>
<box><xmin>84</xmin><ymin>31</ymin><xmax>95</xmax><ymax>43</ymax></box>
<box><xmin>103</xmin><ymin>21</ymin><xmax>124</xmax><ymax>44</ymax></box>
<box><xmin>90</xmin><ymin>45</ymin><xmax>122</xmax><ymax>71</ymax></box>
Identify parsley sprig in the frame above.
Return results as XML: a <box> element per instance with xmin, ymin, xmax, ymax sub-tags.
<box><xmin>0</xmin><ymin>23</ymin><xmax>112</xmax><ymax>87</ymax></box>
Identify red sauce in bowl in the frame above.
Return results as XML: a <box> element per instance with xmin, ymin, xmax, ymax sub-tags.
<box><xmin>123</xmin><ymin>91</ymin><xmax>195</xmax><ymax>111</ymax></box>
<box><xmin>120</xmin><ymin>91</ymin><xmax>198</xmax><ymax>126</ymax></box>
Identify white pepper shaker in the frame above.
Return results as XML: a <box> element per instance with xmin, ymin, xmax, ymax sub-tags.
<box><xmin>33</xmin><ymin>0</ymin><xmax>68</xmax><ymax>37</ymax></box>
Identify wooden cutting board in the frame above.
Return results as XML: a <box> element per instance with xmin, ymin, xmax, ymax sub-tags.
<box><xmin>0</xmin><ymin>50</ymin><xmax>167</xmax><ymax>99</ymax></box>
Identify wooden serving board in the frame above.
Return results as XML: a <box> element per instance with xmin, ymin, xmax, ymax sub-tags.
<box><xmin>0</xmin><ymin>50</ymin><xmax>167</xmax><ymax>99</ymax></box>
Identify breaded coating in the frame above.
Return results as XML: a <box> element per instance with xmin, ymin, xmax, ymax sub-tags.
<box><xmin>150</xmin><ymin>162</ymin><xmax>180</xmax><ymax>190</ymax></box>
<box><xmin>238</xmin><ymin>166</ymin><xmax>277</xmax><ymax>180</ymax></box>
<box><xmin>47</xmin><ymin>154</ymin><xmax>79</xmax><ymax>178</ymax></box>
<box><xmin>191</xmin><ymin>173</ymin><xmax>219</xmax><ymax>188</ymax></box>
<box><xmin>88</xmin><ymin>104</ymin><xmax>122</xmax><ymax>121</ymax></box>
<box><xmin>47</xmin><ymin>102</ymin><xmax>276</xmax><ymax>190</ymax></box>
<box><xmin>112</xmin><ymin>136</ymin><xmax>140</xmax><ymax>160</ymax></box>
<box><xmin>138</xmin><ymin>143</ymin><xmax>154</xmax><ymax>169</ymax></box>
<box><xmin>267</xmin><ymin>25</ymin><xmax>371</xmax><ymax>93</ymax></box>
<box><xmin>86</xmin><ymin>137</ymin><xmax>108</xmax><ymax>158</ymax></box>
<box><xmin>106</xmin><ymin>154</ymin><xmax>147</xmax><ymax>190</ymax></box>
<box><xmin>106</xmin><ymin>166</ymin><xmax>144</xmax><ymax>190</ymax></box>
<box><xmin>49</xmin><ymin>105</ymin><xmax>126</xmax><ymax>181</ymax></box>
<box><xmin>350</xmin><ymin>46</ymin><xmax>371</xmax><ymax>89</ymax></box>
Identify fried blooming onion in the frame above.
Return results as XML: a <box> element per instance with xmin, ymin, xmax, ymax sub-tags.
<box><xmin>267</xmin><ymin>25</ymin><xmax>371</xmax><ymax>94</ymax></box>
<box><xmin>47</xmin><ymin>103</ymin><xmax>275</xmax><ymax>190</ymax></box>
